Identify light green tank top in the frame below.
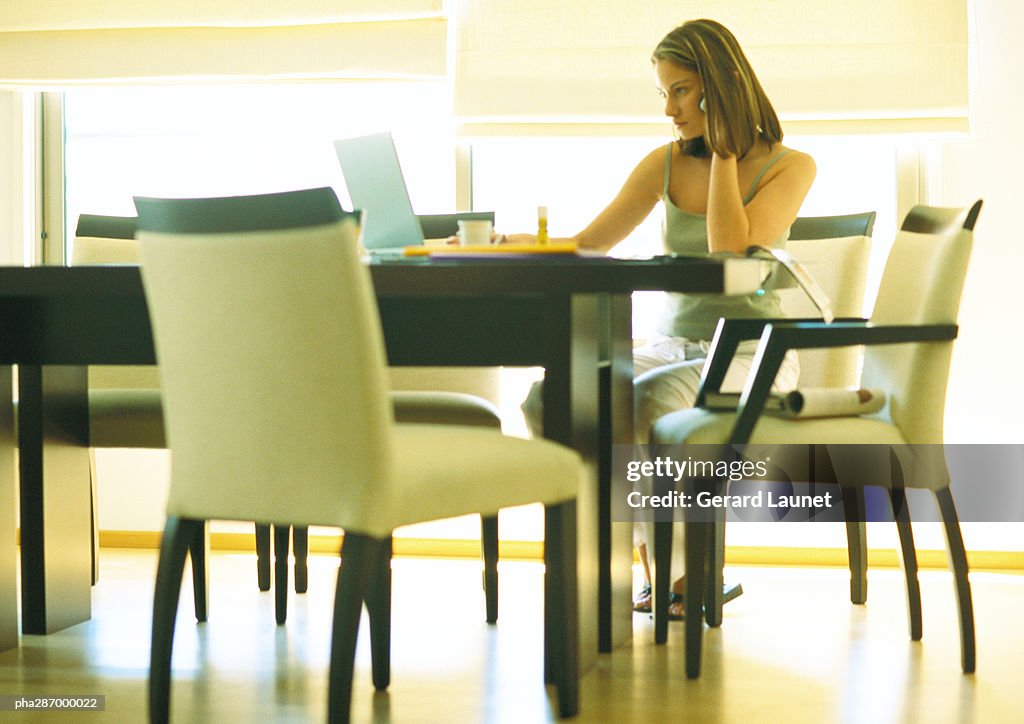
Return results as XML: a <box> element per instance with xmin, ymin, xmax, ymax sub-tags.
<box><xmin>658</xmin><ymin>143</ymin><xmax>791</xmax><ymax>340</ymax></box>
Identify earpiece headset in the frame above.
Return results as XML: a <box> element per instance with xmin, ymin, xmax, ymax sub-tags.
<box><xmin>699</xmin><ymin>95</ymin><xmax>706</xmax><ymax>112</ymax></box>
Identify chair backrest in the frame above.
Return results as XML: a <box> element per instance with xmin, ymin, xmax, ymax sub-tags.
<box><xmin>900</xmin><ymin>203</ymin><xmax>982</xmax><ymax>235</ymax></box>
<box><xmin>135</xmin><ymin>188</ymin><xmax>395</xmax><ymax>532</ymax></box>
<box><xmin>781</xmin><ymin>211</ymin><xmax>876</xmax><ymax>387</ymax></box>
<box><xmin>789</xmin><ymin>211</ymin><xmax>876</xmax><ymax>240</ymax></box>
<box><xmin>72</xmin><ymin>214</ymin><xmax>139</xmax><ymax>264</ymax></box>
<box><xmin>862</xmin><ymin>200</ymin><xmax>982</xmax><ymax>443</ymax></box>
<box><xmin>417</xmin><ymin>211</ymin><xmax>495</xmax><ymax>240</ymax></box>
<box><xmin>71</xmin><ymin>214</ymin><xmax>159</xmax><ymax>390</ymax></box>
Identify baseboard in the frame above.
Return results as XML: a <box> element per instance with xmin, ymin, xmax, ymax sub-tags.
<box><xmin>93</xmin><ymin>530</ymin><xmax>1024</xmax><ymax>572</ymax></box>
<box><xmin>725</xmin><ymin>545</ymin><xmax>1024</xmax><ymax>572</ymax></box>
<box><xmin>96</xmin><ymin>530</ymin><xmax>544</xmax><ymax>561</ymax></box>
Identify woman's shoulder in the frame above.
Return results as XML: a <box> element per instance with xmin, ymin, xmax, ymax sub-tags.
<box><xmin>638</xmin><ymin>141</ymin><xmax>675</xmax><ymax>168</ymax></box>
<box><xmin>776</xmin><ymin>145</ymin><xmax>816</xmax><ymax>174</ymax></box>
<box><xmin>641</xmin><ymin>141</ymin><xmax>708</xmax><ymax>177</ymax></box>
<box><xmin>757</xmin><ymin>144</ymin><xmax>816</xmax><ymax>190</ymax></box>
<box><xmin>732</xmin><ymin>143</ymin><xmax>816</xmax><ymax>207</ymax></box>
<box><xmin>624</xmin><ymin>142</ymin><xmax>677</xmax><ymax>189</ymax></box>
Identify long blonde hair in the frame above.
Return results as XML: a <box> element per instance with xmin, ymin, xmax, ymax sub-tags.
<box><xmin>652</xmin><ymin>19</ymin><xmax>781</xmax><ymax>158</ymax></box>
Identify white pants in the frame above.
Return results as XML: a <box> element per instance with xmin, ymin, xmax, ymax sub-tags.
<box><xmin>522</xmin><ymin>334</ymin><xmax>800</xmax><ymax>565</ymax></box>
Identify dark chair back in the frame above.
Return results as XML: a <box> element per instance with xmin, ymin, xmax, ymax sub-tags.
<box><xmin>900</xmin><ymin>201</ymin><xmax>982</xmax><ymax>234</ymax></box>
<box><xmin>75</xmin><ymin>213</ymin><xmax>138</xmax><ymax>240</ymax></box>
<box><xmin>417</xmin><ymin>211</ymin><xmax>495</xmax><ymax>239</ymax></box>
<box><xmin>789</xmin><ymin>211</ymin><xmax>876</xmax><ymax>241</ymax></box>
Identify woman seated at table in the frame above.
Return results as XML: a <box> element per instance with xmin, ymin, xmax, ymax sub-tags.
<box><xmin>515</xmin><ymin>18</ymin><xmax>816</xmax><ymax>618</ymax></box>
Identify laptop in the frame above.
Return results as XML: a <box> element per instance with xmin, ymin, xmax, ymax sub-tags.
<box><xmin>333</xmin><ymin>132</ymin><xmax>426</xmax><ymax>256</ymax></box>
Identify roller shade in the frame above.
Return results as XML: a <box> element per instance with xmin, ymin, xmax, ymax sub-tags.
<box><xmin>454</xmin><ymin>0</ymin><xmax>969</xmax><ymax>134</ymax></box>
<box><xmin>0</xmin><ymin>0</ymin><xmax>444</xmax><ymax>30</ymax></box>
<box><xmin>0</xmin><ymin>0</ymin><xmax>969</xmax><ymax>133</ymax></box>
<box><xmin>0</xmin><ymin>0</ymin><xmax>446</xmax><ymax>85</ymax></box>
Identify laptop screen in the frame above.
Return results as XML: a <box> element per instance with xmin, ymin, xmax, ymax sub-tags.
<box><xmin>333</xmin><ymin>132</ymin><xmax>425</xmax><ymax>251</ymax></box>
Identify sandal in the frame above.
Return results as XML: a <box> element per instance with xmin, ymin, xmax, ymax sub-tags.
<box><xmin>632</xmin><ymin>583</ymin><xmax>652</xmax><ymax>613</ymax></box>
<box><xmin>667</xmin><ymin>591</ymin><xmax>685</xmax><ymax>620</ymax></box>
<box><xmin>666</xmin><ymin>582</ymin><xmax>744</xmax><ymax>621</ymax></box>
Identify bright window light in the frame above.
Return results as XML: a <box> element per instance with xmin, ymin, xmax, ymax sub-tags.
<box><xmin>62</xmin><ymin>82</ymin><xmax>455</xmax><ymax>250</ymax></box>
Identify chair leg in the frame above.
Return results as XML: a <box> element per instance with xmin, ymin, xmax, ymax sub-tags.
<box><xmin>544</xmin><ymin>501</ymin><xmax>579</xmax><ymax>718</ymax></box>
<box><xmin>255</xmin><ymin>523</ymin><xmax>271</xmax><ymax>591</ymax></box>
<box><xmin>683</xmin><ymin>510</ymin><xmax>710</xmax><ymax>679</ymax></box>
<box><xmin>258</xmin><ymin>523</ymin><xmax>307</xmax><ymax>597</ymax></box>
<box><xmin>294</xmin><ymin>526</ymin><xmax>309</xmax><ymax>594</ymax></box>
<box><xmin>149</xmin><ymin>516</ymin><xmax>200</xmax><ymax>724</ymax></box>
<box><xmin>842</xmin><ymin>487</ymin><xmax>868</xmax><ymax>604</ymax></box>
<box><xmin>481</xmin><ymin>514</ymin><xmax>499</xmax><ymax>624</ymax></box>
<box><xmin>934</xmin><ymin>487</ymin><xmax>976</xmax><ymax>673</ymax></box>
<box><xmin>89</xmin><ymin>449</ymin><xmax>100</xmax><ymax>586</ymax></box>
<box><xmin>653</xmin><ymin>521</ymin><xmax>672</xmax><ymax>645</ymax></box>
<box><xmin>328</xmin><ymin>533</ymin><xmax>387</xmax><ymax>724</ymax></box>
<box><xmin>704</xmin><ymin>510</ymin><xmax>726</xmax><ymax>627</ymax></box>
<box><xmin>364</xmin><ymin>535</ymin><xmax>393</xmax><ymax>691</ymax></box>
<box><xmin>274</xmin><ymin>525</ymin><xmax>290</xmax><ymax>625</ymax></box>
<box><xmin>188</xmin><ymin>520</ymin><xmax>210</xmax><ymax>623</ymax></box>
<box><xmin>889</xmin><ymin>486</ymin><xmax>922</xmax><ymax>640</ymax></box>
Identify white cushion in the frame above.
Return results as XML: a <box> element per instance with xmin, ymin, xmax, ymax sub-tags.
<box><xmin>781</xmin><ymin>235</ymin><xmax>871</xmax><ymax>388</ymax></box>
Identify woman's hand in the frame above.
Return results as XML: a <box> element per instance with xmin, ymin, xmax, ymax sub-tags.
<box><xmin>500</xmin><ymin>233</ymin><xmax>536</xmax><ymax>245</ymax></box>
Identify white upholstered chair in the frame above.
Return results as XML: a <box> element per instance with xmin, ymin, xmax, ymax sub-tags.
<box><xmin>72</xmin><ymin>213</ymin><xmax>506</xmax><ymax>625</ymax></box>
<box><xmin>71</xmin><ymin>214</ymin><xmax>169</xmax><ymax>586</ymax></box>
<box><xmin>690</xmin><ymin>212</ymin><xmax>877</xmax><ymax>629</ymax></box>
<box><xmin>650</xmin><ymin>200</ymin><xmax>982</xmax><ymax>678</ymax></box>
<box><xmin>134</xmin><ymin>188</ymin><xmax>582</xmax><ymax>723</ymax></box>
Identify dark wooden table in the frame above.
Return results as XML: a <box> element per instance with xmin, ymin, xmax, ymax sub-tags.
<box><xmin>0</xmin><ymin>255</ymin><xmax>764</xmax><ymax>662</ymax></box>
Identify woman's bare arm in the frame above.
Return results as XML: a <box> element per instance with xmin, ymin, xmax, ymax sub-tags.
<box><xmin>503</xmin><ymin>145</ymin><xmax>666</xmax><ymax>251</ymax></box>
<box><xmin>706</xmin><ymin>150</ymin><xmax>816</xmax><ymax>253</ymax></box>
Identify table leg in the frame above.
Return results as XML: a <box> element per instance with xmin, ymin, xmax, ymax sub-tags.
<box><xmin>0</xmin><ymin>366</ymin><xmax>18</xmax><ymax>651</ymax></box>
<box><xmin>599</xmin><ymin>294</ymin><xmax>634</xmax><ymax>652</ymax></box>
<box><xmin>18</xmin><ymin>365</ymin><xmax>92</xmax><ymax>634</ymax></box>
<box><xmin>541</xmin><ymin>295</ymin><xmax>600</xmax><ymax>672</ymax></box>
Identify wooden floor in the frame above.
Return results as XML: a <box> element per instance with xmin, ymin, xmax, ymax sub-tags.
<box><xmin>1</xmin><ymin>548</ymin><xmax>1021</xmax><ymax>723</ymax></box>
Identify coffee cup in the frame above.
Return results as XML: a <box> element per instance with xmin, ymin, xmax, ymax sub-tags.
<box><xmin>457</xmin><ymin>219</ymin><xmax>494</xmax><ymax>246</ymax></box>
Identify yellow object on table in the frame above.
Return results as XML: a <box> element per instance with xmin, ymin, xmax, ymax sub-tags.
<box><xmin>403</xmin><ymin>241</ymin><xmax>578</xmax><ymax>256</ymax></box>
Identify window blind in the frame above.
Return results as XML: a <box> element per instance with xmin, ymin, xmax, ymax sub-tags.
<box><xmin>0</xmin><ymin>0</ymin><xmax>446</xmax><ymax>85</ymax></box>
<box><xmin>453</xmin><ymin>0</ymin><xmax>968</xmax><ymax>135</ymax></box>
<box><xmin>0</xmin><ymin>0</ymin><xmax>969</xmax><ymax>133</ymax></box>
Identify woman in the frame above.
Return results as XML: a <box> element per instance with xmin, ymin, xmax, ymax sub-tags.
<box><xmin>516</xmin><ymin>19</ymin><xmax>815</xmax><ymax>618</ymax></box>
